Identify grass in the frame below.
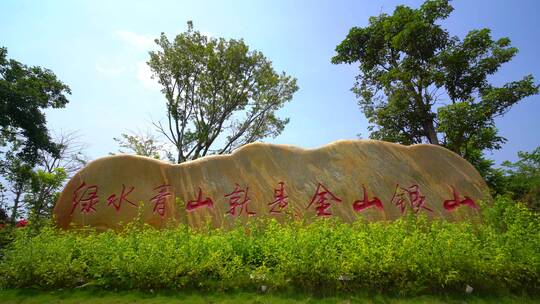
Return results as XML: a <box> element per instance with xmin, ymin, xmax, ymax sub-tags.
<box><xmin>0</xmin><ymin>289</ymin><xmax>538</xmax><ymax>304</ymax></box>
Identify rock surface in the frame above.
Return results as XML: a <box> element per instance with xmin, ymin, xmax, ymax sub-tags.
<box><xmin>54</xmin><ymin>140</ymin><xmax>490</xmax><ymax>230</ymax></box>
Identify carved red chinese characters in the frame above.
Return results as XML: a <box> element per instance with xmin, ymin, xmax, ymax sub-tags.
<box><xmin>70</xmin><ymin>182</ymin><xmax>99</xmax><ymax>215</ymax></box>
<box><xmin>225</xmin><ymin>184</ymin><xmax>256</xmax><ymax>216</ymax></box>
<box><xmin>107</xmin><ymin>184</ymin><xmax>136</xmax><ymax>211</ymax></box>
<box><xmin>269</xmin><ymin>181</ymin><xmax>288</xmax><ymax>214</ymax></box>
<box><xmin>443</xmin><ymin>186</ymin><xmax>478</xmax><ymax>211</ymax></box>
<box><xmin>186</xmin><ymin>188</ymin><xmax>214</xmax><ymax>211</ymax></box>
<box><xmin>150</xmin><ymin>184</ymin><xmax>172</xmax><ymax>217</ymax></box>
<box><xmin>391</xmin><ymin>184</ymin><xmax>433</xmax><ymax>214</ymax></box>
<box><xmin>307</xmin><ymin>183</ymin><xmax>342</xmax><ymax>216</ymax></box>
<box><xmin>353</xmin><ymin>185</ymin><xmax>384</xmax><ymax>212</ymax></box>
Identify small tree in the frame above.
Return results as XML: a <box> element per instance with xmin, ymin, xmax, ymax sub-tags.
<box><xmin>24</xmin><ymin>167</ymin><xmax>66</xmax><ymax>225</ymax></box>
<box><xmin>332</xmin><ymin>0</ymin><xmax>538</xmax><ymax>177</ymax></box>
<box><xmin>24</xmin><ymin>131</ymin><xmax>87</xmax><ymax>223</ymax></box>
<box><xmin>1</xmin><ymin>132</ymin><xmax>87</xmax><ymax>225</ymax></box>
<box><xmin>149</xmin><ymin>22</ymin><xmax>298</xmax><ymax>163</ymax></box>
<box><xmin>113</xmin><ymin>130</ymin><xmax>173</xmax><ymax>161</ymax></box>
<box><xmin>501</xmin><ymin>147</ymin><xmax>540</xmax><ymax>211</ymax></box>
<box><xmin>1</xmin><ymin>141</ymin><xmax>33</xmax><ymax>224</ymax></box>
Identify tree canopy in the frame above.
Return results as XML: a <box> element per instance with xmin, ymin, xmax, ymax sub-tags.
<box><xmin>149</xmin><ymin>22</ymin><xmax>298</xmax><ymax>163</ymax></box>
<box><xmin>332</xmin><ymin>0</ymin><xmax>538</xmax><ymax>166</ymax></box>
<box><xmin>0</xmin><ymin>47</ymin><xmax>71</xmax><ymax>162</ymax></box>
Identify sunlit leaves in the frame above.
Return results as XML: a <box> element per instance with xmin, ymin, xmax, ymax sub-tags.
<box><xmin>148</xmin><ymin>23</ymin><xmax>298</xmax><ymax>163</ymax></box>
<box><xmin>332</xmin><ymin>0</ymin><xmax>538</xmax><ymax>161</ymax></box>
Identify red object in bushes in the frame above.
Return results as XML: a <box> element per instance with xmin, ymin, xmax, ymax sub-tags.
<box><xmin>15</xmin><ymin>219</ymin><xmax>28</xmax><ymax>228</ymax></box>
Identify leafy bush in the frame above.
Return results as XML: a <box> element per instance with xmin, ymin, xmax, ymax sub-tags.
<box><xmin>0</xmin><ymin>197</ymin><xmax>538</xmax><ymax>295</ymax></box>
<box><xmin>501</xmin><ymin>146</ymin><xmax>540</xmax><ymax>211</ymax></box>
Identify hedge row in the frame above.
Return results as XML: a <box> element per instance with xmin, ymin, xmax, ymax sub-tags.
<box><xmin>0</xmin><ymin>197</ymin><xmax>539</xmax><ymax>295</ymax></box>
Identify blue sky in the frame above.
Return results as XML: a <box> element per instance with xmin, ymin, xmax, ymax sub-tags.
<box><xmin>1</xmin><ymin>0</ymin><xmax>539</xmax><ymax>164</ymax></box>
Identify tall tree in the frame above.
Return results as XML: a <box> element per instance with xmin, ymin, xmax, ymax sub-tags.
<box><xmin>332</xmin><ymin>0</ymin><xmax>538</xmax><ymax>164</ymax></box>
<box><xmin>149</xmin><ymin>22</ymin><xmax>298</xmax><ymax>163</ymax></box>
<box><xmin>0</xmin><ymin>47</ymin><xmax>71</xmax><ymax>162</ymax></box>
<box><xmin>0</xmin><ymin>47</ymin><xmax>73</xmax><ymax>224</ymax></box>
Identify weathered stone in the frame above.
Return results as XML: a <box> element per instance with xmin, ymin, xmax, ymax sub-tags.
<box><xmin>53</xmin><ymin>140</ymin><xmax>490</xmax><ymax>230</ymax></box>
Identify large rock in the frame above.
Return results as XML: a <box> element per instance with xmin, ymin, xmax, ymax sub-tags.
<box><xmin>54</xmin><ymin>140</ymin><xmax>490</xmax><ymax>230</ymax></box>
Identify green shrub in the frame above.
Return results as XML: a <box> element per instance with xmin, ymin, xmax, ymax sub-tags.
<box><xmin>0</xmin><ymin>196</ymin><xmax>538</xmax><ymax>295</ymax></box>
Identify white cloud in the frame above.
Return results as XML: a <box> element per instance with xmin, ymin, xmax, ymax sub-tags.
<box><xmin>136</xmin><ymin>61</ymin><xmax>161</xmax><ymax>90</ymax></box>
<box><xmin>114</xmin><ymin>30</ymin><xmax>156</xmax><ymax>50</ymax></box>
<box><xmin>95</xmin><ymin>64</ymin><xmax>126</xmax><ymax>77</ymax></box>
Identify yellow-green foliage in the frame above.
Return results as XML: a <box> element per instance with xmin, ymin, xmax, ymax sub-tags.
<box><xmin>0</xmin><ymin>197</ymin><xmax>538</xmax><ymax>295</ymax></box>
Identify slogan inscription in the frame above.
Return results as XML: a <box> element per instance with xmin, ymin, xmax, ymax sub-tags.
<box><xmin>70</xmin><ymin>180</ymin><xmax>478</xmax><ymax>218</ymax></box>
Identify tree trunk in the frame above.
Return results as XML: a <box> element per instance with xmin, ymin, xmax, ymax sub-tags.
<box><xmin>424</xmin><ymin>120</ymin><xmax>440</xmax><ymax>145</ymax></box>
<box><xmin>412</xmin><ymin>85</ymin><xmax>440</xmax><ymax>146</ymax></box>
<box><xmin>10</xmin><ymin>184</ymin><xmax>23</xmax><ymax>225</ymax></box>
<box><xmin>177</xmin><ymin>143</ymin><xmax>186</xmax><ymax>164</ymax></box>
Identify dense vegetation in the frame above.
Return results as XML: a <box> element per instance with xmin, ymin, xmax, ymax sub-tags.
<box><xmin>332</xmin><ymin>0</ymin><xmax>539</xmax><ymax>191</ymax></box>
<box><xmin>1</xmin><ymin>196</ymin><xmax>538</xmax><ymax>296</ymax></box>
<box><xmin>1</xmin><ymin>1</ymin><xmax>539</xmax><ymax>301</ymax></box>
